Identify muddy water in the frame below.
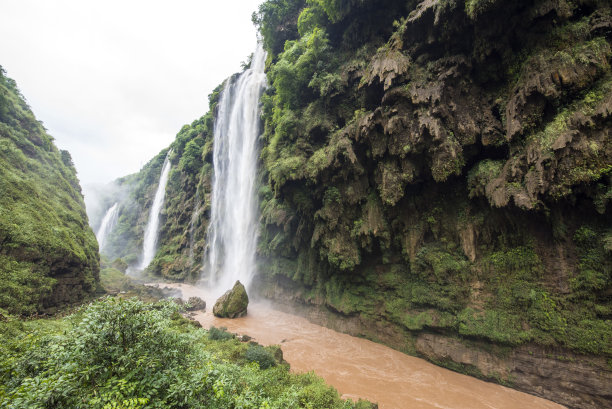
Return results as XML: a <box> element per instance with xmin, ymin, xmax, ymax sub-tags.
<box><xmin>162</xmin><ymin>283</ymin><xmax>565</xmax><ymax>409</ymax></box>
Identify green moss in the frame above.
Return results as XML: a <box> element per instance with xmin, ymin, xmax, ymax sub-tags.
<box><xmin>305</xmin><ymin>147</ymin><xmax>333</xmax><ymax>181</ymax></box>
<box><xmin>0</xmin><ymin>67</ymin><xmax>99</xmax><ymax>314</ymax></box>
<box><xmin>409</xmin><ymin>281</ymin><xmax>469</xmax><ymax>312</ymax></box>
<box><xmin>484</xmin><ymin>245</ymin><xmax>542</xmax><ymax>279</ymax></box>
<box><xmin>0</xmin><ymin>255</ymin><xmax>55</xmax><ymax>315</ymax></box>
<box><xmin>458</xmin><ymin>308</ymin><xmax>532</xmax><ymax>345</ymax></box>
<box><xmin>324</xmin><ymin>277</ymin><xmax>379</xmax><ymax>315</ymax></box>
<box><xmin>399</xmin><ymin>310</ymin><xmax>457</xmax><ymax>331</ymax></box>
<box><xmin>99</xmin><ymin>267</ymin><xmax>131</xmax><ymax>293</ymax></box>
<box><xmin>564</xmin><ymin>318</ymin><xmax>612</xmax><ymax>355</ymax></box>
<box><xmin>413</xmin><ymin>244</ymin><xmax>469</xmax><ymax>282</ymax></box>
<box><xmin>571</xmin><ymin>226</ymin><xmax>612</xmax><ymax>294</ymax></box>
<box><xmin>213</xmin><ymin>281</ymin><xmax>249</xmax><ymax>318</ymax></box>
<box><xmin>467</xmin><ymin>160</ymin><xmax>504</xmax><ymax>199</ymax></box>
<box><xmin>464</xmin><ymin>0</ymin><xmax>501</xmax><ymax>19</ymax></box>
<box><xmin>430</xmin><ymin>139</ymin><xmax>466</xmax><ymax>182</ymax></box>
<box><xmin>269</xmin><ymin>154</ymin><xmax>307</xmax><ymax>189</ymax></box>
<box><xmin>377</xmin><ymin>159</ymin><xmax>409</xmax><ymax>206</ymax></box>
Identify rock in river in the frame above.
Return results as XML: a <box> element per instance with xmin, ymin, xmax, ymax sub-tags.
<box><xmin>185</xmin><ymin>296</ymin><xmax>206</xmax><ymax>311</ymax></box>
<box><xmin>213</xmin><ymin>280</ymin><xmax>249</xmax><ymax>318</ymax></box>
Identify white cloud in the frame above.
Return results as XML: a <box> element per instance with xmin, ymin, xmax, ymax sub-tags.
<box><xmin>0</xmin><ymin>0</ymin><xmax>263</xmax><ymax>186</ymax></box>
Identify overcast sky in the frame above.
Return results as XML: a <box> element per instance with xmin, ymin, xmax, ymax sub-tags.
<box><xmin>0</xmin><ymin>0</ymin><xmax>263</xmax><ymax>189</ymax></box>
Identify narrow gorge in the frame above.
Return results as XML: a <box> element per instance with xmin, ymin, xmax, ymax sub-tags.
<box><xmin>1</xmin><ymin>1</ymin><xmax>610</xmax><ymax>408</ymax></box>
<box><xmin>90</xmin><ymin>1</ymin><xmax>612</xmax><ymax>408</ymax></box>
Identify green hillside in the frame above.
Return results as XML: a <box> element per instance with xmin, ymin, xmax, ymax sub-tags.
<box><xmin>0</xmin><ymin>67</ymin><xmax>99</xmax><ymax>315</ymax></box>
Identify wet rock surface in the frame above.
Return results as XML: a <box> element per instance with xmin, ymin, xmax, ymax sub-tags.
<box><xmin>213</xmin><ymin>281</ymin><xmax>249</xmax><ymax>318</ymax></box>
<box><xmin>416</xmin><ymin>333</ymin><xmax>612</xmax><ymax>409</ymax></box>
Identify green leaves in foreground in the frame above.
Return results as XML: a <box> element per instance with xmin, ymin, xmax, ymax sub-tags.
<box><xmin>0</xmin><ymin>297</ymin><xmax>374</xmax><ymax>409</ymax></box>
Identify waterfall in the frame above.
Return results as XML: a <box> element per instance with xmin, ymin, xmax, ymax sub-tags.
<box><xmin>139</xmin><ymin>150</ymin><xmax>172</xmax><ymax>270</ymax></box>
<box><xmin>205</xmin><ymin>43</ymin><xmax>267</xmax><ymax>292</ymax></box>
<box><xmin>96</xmin><ymin>202</ymin><xmax>119</xmax><ymax>252</ymax></box>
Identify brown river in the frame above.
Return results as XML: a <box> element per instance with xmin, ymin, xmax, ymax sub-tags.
<box><xmin>159</xmin><ymin>283</ymin><xmax>565</xmax><ymax>409</ymax></box>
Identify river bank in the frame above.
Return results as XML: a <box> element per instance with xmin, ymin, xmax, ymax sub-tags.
<box><xmin>159</xmin><ymin>283</ymin><xmax>565</xmax><ymax>409</ymax></box>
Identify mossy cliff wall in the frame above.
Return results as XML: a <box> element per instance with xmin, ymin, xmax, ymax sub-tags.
<box><xmin>0</xmin><ymin>67</ymin><xmax>99</xmax><ymax>315</ymax></box>
<box><xmin>251</xmin><ymin>0</ymin><xmax>612</xmax><ymax>408</ymax></box>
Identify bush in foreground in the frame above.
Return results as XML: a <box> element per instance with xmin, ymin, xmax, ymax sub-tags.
<box><xmin>0</xmin><ymin>297</ymin><xmax>375</xmax><ymax>409</ymax></box>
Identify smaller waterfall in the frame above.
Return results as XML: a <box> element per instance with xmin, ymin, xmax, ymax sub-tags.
<box><xmin>139</xmin><ymin>150</ymin><xmax>172</xmax><ymax>271</ymax></box>
<box><xmin>96</xmin><ymin>202</ymin><xmax>119</xmax><ymax>252</ymax></box>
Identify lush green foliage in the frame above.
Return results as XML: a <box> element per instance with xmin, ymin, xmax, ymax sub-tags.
<box><xmin>464</xmin><ymin>0</ymin><xmax>500</xmax><ymax>19</ymax></box>
<box><xmin>245</xmin><ymin>344</ymin><xmax>278</xmax><ymax>370</ymax></box>
<box><xmin>0</xmin><ymin>66</ymin><xmax>99</xmax><ymax>315</ymax></box>
<box><xmin>208</xmin><ymin>326</ymin><xmax>235</xmax><ymax>341</ymax></box>
<box><xmin>252</xmin><ymin>0</ymin><xmax>612</xmax><ymax>369</ymax></box>
<box><xmin>0</xmin><ymin>297</ymin><xmax>374</xmax><ymax>408</ymax></box>
<box><xmin>252</xmin><ymin>0</ymin><xmax>305</xmax><ymax>56</ymax></box>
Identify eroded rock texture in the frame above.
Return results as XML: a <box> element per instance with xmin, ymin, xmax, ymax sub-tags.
<box><xmin>252</xmin><ymin>1</ymin><xmax>612</xmax><ymax>408</ymax></box>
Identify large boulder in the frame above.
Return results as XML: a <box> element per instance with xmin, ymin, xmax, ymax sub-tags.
<box><xmin>213</xmin><ymin>281</ymin><xmax>249</xmax><ymax>318</ymax></box>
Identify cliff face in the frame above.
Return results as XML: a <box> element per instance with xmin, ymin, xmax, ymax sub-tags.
<box><xmin>0</xmin><ymin>67</ymin><xmax>99</xmax><ymax>315</ymax></box>
<box><xmin>251</xmin><ymin>0</ymin><xmax>612</xmax><ymax>407</ymax></box>
<box><xmin>97</xmin><ymin>0</ymin><xmax>611</xmax><ymax>407</ymax></box>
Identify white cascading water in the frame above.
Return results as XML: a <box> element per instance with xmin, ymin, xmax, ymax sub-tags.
<box><xmin>96</xmin><ymin>202</ymin><xmax>119</xmax><ymax>252</ymax></box>
<box><xmin>139</xmin><ymin>150</ymin><xmax>172</xmax><ymax>270</ymax></box>
<box><xmin>205</xmin><ymin>44</ymin><xmax>267</xmax><ymax>293</ymax></box>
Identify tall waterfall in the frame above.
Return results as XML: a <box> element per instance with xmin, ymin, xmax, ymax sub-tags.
<box><xmin>139</xmin><ymin>150</ymin><xmax>172</xmax><ymax>270</ymax></box>
<box><xmin>96</xmin><ymin>202</ymin><xmax>119</xmax><ymax>252</ymax></box>
<box><xmin>205</xmin><ymin>44</ymin><xmax>267</xmax><ymax>292</ymax></box>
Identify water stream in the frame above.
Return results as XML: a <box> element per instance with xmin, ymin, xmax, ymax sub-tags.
<box><xmin>95</xmin><ymin>202</ymin><xmax>118</xmax><ymax>252</ymax></box>
<box><xmin>204</xmin><ymin>44</ymin><xmax>267</xmax><ymax>294</ymax></box>
<box><xmin>160</xmin><ymin>283</ymin><xmax>565</xmax><ymax>409</ymax></box>
<box><xmin>139</xmin><ymin>150</ymin><xmax>172</xmax><ymax>270</ymax></box>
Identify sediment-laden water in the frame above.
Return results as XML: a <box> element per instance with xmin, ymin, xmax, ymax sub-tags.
<box><xmin>159</xmin><ymin>283</ymin><xmax>566</xmax><ymax>409</ymax></box>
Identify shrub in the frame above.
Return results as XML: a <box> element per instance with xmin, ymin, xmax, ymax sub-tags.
<box><xmin>208</xmin><ymin>326</ymin><xmax>235</xmax><ymax>341</ymax></box>
<box><xmin>0</xmin><ymin>297</ymin><xmax>372</xmax><ymax>408</ymax></box>
<box><xmin>245</xmin><ymin>344</ymin><xmax>277</xmax><ymax>369</ymax></box>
